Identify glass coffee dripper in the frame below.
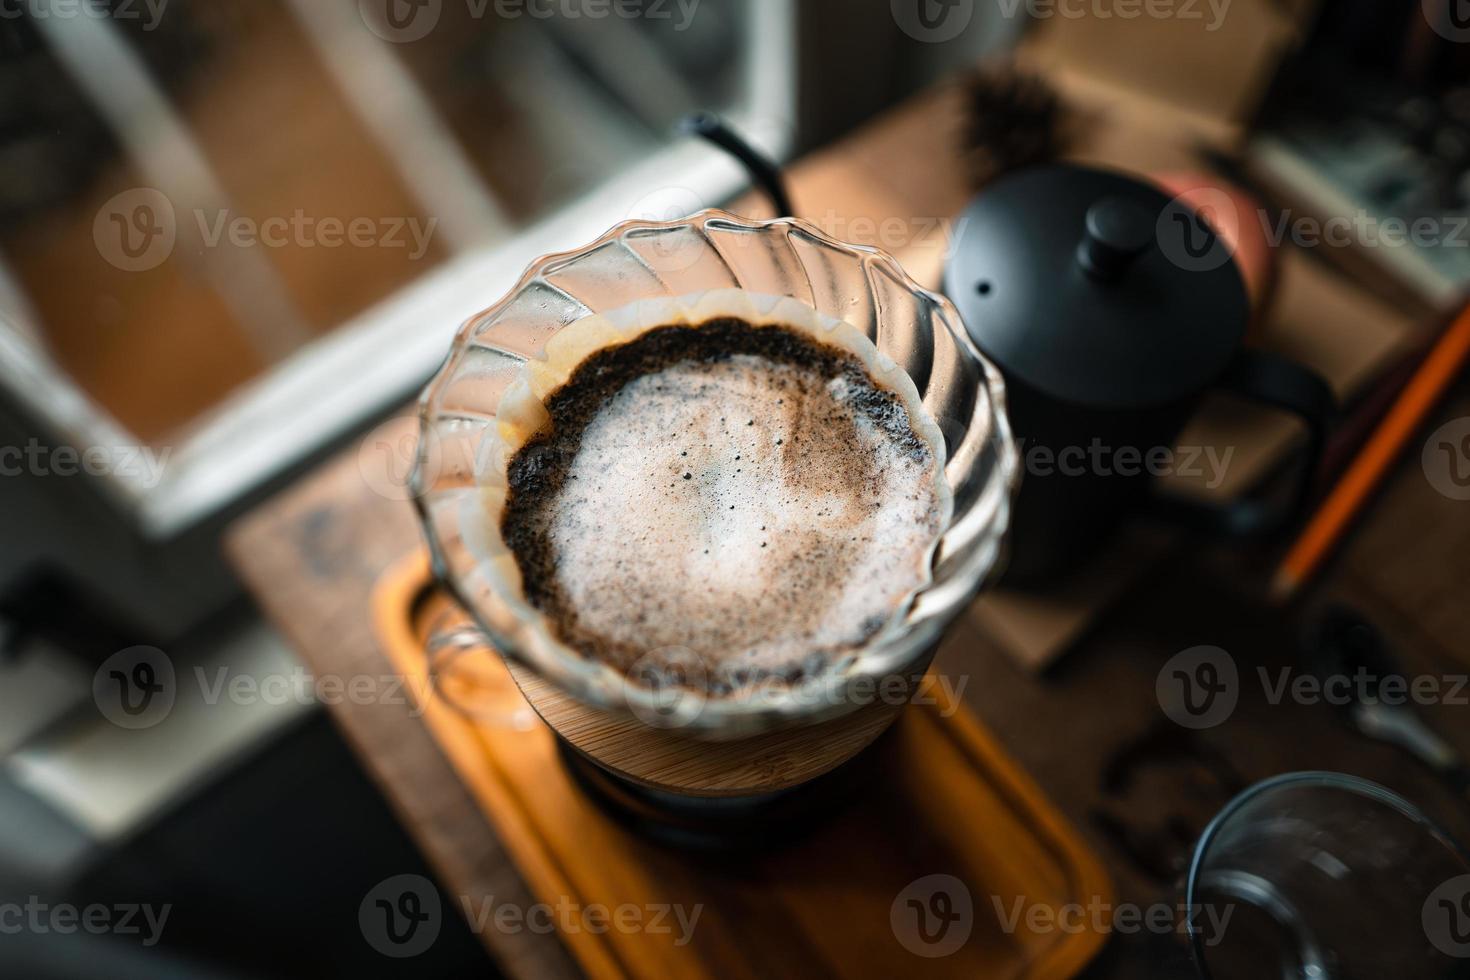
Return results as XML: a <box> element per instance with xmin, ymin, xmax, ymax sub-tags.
<box><xmin>412</xmin><ymin>209</ymin><xmax>1018</xmax><ymax>738</ymax></box>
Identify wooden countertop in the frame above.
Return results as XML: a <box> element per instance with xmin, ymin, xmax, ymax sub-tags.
<box><xmin>225</xmin><ymin>85</ymin><xmax>1470</xmax><ymax>977</ymax></box>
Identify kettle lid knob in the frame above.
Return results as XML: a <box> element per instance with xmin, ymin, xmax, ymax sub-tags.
<box><xmin>1076</xmin><ymin>197</ymin><xmax>1154</xmax><ymax>281</ymax></box>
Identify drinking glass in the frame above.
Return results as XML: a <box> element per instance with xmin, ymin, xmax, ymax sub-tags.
<box><xmin>1185</xmin><ymin>771</ymin><xmax>1470</xmax><ymax>979</ymax></box>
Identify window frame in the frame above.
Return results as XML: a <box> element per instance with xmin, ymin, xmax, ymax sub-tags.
<box><xmin>0</xmin><ymin>0</ymin><xmax>796</xmax><ymax>538</ymax></box>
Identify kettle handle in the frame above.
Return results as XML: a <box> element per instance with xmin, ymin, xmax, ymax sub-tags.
<box><xmin>1153</xmin><ymin>349</ymin><xmax>1336</xmax><ymax>536</ymax></box>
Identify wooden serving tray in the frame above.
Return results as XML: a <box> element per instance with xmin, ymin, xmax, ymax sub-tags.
<box><xmin>374</xmin><ymin>553</ymin><xmax>1112</xmax><ymax>979</ymax></box>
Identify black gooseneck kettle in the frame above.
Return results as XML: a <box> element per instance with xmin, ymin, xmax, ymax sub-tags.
<box><xmin>944</xmin><ymin>163</ymin><xmax>1335</xmax><ymax>586</ymax></box>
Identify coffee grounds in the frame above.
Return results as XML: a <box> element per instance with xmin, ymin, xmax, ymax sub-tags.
<box><xmin>502</xmin><ymin>317</ymin><xmax>945</xmax><ymax>693</ymax></box>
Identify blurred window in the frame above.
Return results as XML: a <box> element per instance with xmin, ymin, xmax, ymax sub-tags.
<box><xmin>0</xmin><ymin>0</ymin><xmax>793</xmax><ymax>530</ymax></box>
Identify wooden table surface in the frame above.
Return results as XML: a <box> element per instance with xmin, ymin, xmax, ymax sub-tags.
<box><xmin>225</xmin><ymin>87</ymin><xmax>1470</xmax><ymax>978</ymax></box>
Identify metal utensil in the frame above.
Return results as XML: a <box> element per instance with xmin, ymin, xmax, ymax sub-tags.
<box><xmin>1306</xmin><ymin>603</ymin><xmax>1470</xmax><ymax>793</ymax></box>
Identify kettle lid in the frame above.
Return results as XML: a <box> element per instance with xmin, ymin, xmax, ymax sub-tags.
<box><xmin>944</xmin><ymin>163</ymin><xmax>1248</xmax><ymax>409</ymax></box>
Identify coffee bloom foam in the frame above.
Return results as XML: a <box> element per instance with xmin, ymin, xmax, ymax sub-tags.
<box><xmin>460</xmin><ymin>288</ymin><xmax>953</xmax><ymax>699</ymax></box>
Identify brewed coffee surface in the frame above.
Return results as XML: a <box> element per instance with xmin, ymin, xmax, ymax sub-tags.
<box><xmin>502</xmin><ymin>318</ymin><xmax>946</xmax><ymax>691</ymax></box>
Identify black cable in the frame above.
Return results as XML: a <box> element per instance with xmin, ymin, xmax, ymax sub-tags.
<box><xmin>678</xmin><ymin>111</ymin><xmax>794</xmax><ymax>218</ymax></box>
